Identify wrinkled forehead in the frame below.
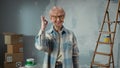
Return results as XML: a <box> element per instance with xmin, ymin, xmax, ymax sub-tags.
<box><xmin>49</xmin><ymin>6</ymin><xmax>65</xmax><ymax>16</ymax></box>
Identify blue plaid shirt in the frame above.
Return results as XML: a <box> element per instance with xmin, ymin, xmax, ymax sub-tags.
<box><xmin>35</xmin><ymin>26</ymin><xmax>80</xmax><ymax>68</ymax></box>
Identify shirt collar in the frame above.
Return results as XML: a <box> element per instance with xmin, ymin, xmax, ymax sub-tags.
<box><xmin>49</xmin><ymin>26</ymin><xmax>66</xmax><ymax>35</ymax></box>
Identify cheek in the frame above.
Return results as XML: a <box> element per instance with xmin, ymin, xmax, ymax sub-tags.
<box><xmin>50</xmin><ymin>17</ymin><xmax>55</xmax><ymax>22</ymax></box>
<box><xmin>61</xmin><ymin>19</ymin><xmax>64</xmax><ymax>22</ymax></box>
<box><xmin>51</xmin><ymin>19</ymin><xmax>55</xmax><ymax>23</ymax></box>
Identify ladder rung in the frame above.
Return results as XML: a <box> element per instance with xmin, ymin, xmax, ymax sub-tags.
<box><xmin>92</xmin><ymin>62</ymin><xmax>109</xmax><ymax>67</ymax></box>
<box><xmin>99</xmin><ymin>31</ymin><xmax>115</xmax><ymax>34</ymax></box>
<box><xmin>97</xmin><ymin>41</ymin><xmax>113</xmax><ymax>44</ymax></box>
<box><xmin>105</xmin><ymin>21</ymin><xmax>120</xmax><ymax>23</ymax></box>
<box><xmin>95</xmin><ymin>52</ymin><xmax>111</xmax><ymax>56</ymax></box>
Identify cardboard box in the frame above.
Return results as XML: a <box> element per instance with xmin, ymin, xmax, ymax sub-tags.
<box><xmin>7</xmin><ymin>44</ymin><xmax>23</xmax><ymax>53</ymax></box>
<box><xmin>4</xmin><ymin>33</ymin><xmax>23</xmax><ymax>45</ymax></box>
<box><xmin>5</xmin><ymin>53</ymin><xmax>24</xmax><ymax>62</ymax></box>
<box><xmin>4</xmin><ymin>61</ymin><xmax>23</xmax><ymax>68</ymax></box>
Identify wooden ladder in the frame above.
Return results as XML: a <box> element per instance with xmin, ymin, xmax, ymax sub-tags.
<box><xmin>90</xmin><ymin>0</ymin><xmax>120</xmax><ymax>68</ymax></box>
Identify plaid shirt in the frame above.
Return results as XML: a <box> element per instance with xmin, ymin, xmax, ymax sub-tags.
<box><xmin>35</xmin><ymin>26</ymin><xmax>80</xmax><ymax>68</ymax></box>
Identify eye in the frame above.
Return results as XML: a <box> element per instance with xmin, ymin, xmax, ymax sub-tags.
<box><xmin>51</xmin><ymin>15</ymin><xmax>64</xmax><ymax>19</ymax></box>
<box><xmin>58</xmin><ymin>15</ymin><xmax>64</xmax><ymax>19</ymax></box>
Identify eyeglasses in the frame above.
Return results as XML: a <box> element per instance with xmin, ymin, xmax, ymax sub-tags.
<box><xmin>51</xmin><ymin>15</ymin><xmax>64</xmax><ymax>20</ymax></box>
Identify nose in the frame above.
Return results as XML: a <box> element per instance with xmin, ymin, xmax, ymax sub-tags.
<box><xmin>56</xmin><ymin>17</ymin><xmax>61</xmax><ymax>21</ymax></box>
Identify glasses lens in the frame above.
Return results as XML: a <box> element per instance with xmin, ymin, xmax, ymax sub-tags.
<box><xmin>52</xmin><ymin>15</ymin><xmax>64</xmax><ymax>19</ymax></box>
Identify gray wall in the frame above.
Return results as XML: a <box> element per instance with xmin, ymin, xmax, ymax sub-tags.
<box><xmin>0</xmin><ymin>0</ymin><xmax>50</xmax><ymax>68</ymax></box>
<box><xmin>0</xmin><ymin>0</ymin><xmax>120</xmax><ymax>68</ymax></box>
<box><xmin>58</xmin><ymin>0</ymin><xmax>102</xmax><ymax>66</ymax></box>
<box><xmin>55</xmin><ymin>0</ymin><xmax>120</xmax><ymax>67</ymax></box>
<box><xmin>0</xmin><ymin>0</ymin><xmax>50</xmax><ymax>35</ymax></box>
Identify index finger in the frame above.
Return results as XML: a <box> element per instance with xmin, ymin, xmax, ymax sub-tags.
<box><xmin>41</xmin><ymin>16</ymin><xmax>45</xmax><ymax>22</ymax></box>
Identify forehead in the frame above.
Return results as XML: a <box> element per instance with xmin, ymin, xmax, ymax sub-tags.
<box><xmin>49</xmin><ymin>7</ymin><xmax>65</xmax><ymax>16</ymax></box>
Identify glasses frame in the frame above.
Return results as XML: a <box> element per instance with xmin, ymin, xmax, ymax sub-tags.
<box><xmin>51</xmin><ymin>15</ymin><xmax>65</xmax><ymax>20</ymax></box>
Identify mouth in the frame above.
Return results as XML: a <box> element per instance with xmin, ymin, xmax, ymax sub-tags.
<box><xmin>56</xmin><ymin>22</ymin><xmax>62</xmax><ymax>25</ymax></box>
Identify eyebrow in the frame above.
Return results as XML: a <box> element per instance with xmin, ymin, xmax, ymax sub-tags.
<box><xmin>51</xmin><ymin>15</ymin><xmax>64</xmax><ymax>16</ymax></box>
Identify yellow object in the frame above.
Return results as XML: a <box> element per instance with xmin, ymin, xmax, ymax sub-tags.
<box><xmin>104</xmin><ymin>36</ymin><xmax>110</xmax><ymax>43</ymax></box>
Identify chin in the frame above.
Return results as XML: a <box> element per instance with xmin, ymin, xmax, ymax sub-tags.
<box><xmin>57</xmin><ymin>25</ymin><xmax>62</xmax><ymax>27</ymax></box>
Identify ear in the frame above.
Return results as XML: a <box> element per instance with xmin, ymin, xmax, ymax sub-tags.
<box><xmin>49</xmin><ymin>16</ymin><xmax>54</xmax><ymax>23</ymax></box>
<box><xmin>49</xmin><ymin>16</ymin><xmax>52</xmax><ymax>20</ymax></box>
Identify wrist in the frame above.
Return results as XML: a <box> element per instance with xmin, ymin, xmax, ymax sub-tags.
<box><xmin>41</xmin><ymin>26</ymin><xmax>45</xmax><ymax>31</ymax></box>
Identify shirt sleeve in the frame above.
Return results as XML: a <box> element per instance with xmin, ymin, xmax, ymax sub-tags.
<box><xmin>35</xmin><ymin>29</ymin><xmax>49</xmax><ymax>52</ymax></box>
<box><xmin>72</xmin><ymin>33</ymin><xmax>80</xmax><ymax>68</ymax></box>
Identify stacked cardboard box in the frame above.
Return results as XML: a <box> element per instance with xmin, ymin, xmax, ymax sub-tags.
<box><xmin>3</xmin><ymin>33</ymin><xmax>24</xmax><ymax>68</ymax></box>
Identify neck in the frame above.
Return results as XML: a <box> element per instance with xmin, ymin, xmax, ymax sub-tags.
<box><xmin>54</xmin><ymin>26</ymin><xmax>63</xmax><ymax>32</ymax></box>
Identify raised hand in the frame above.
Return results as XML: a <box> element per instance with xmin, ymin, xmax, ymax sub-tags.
<box><xmin>41</xmin><ymin>16</ymin><xmax>48</xmax><ymax>31</ymax></box>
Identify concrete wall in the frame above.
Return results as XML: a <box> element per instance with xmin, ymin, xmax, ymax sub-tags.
<box><xmin>0</xmin><ymin>0</ymin><xmax>120</xmax><ymax>68</ymax></box>
<box><xmin>0</xmin><ymin>0</ymin><xmax>50</xmax><ymax>67</ymax></box>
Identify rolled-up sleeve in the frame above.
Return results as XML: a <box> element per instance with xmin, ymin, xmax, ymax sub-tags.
<box><xmin>35</xmin><ymin>29</ymin><xmax>49</xmax><ymax>52</ymax></box>
<box><xmin>72</xmin><ymin>33</ymin><xmax>80</xmax><ymax>68</ymax></box>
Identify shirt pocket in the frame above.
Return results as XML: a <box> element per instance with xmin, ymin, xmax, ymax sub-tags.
<box><xmin>63</xmin><ymin>41</ymin><xmax>73</xmax><ymax>52</ymax></box>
